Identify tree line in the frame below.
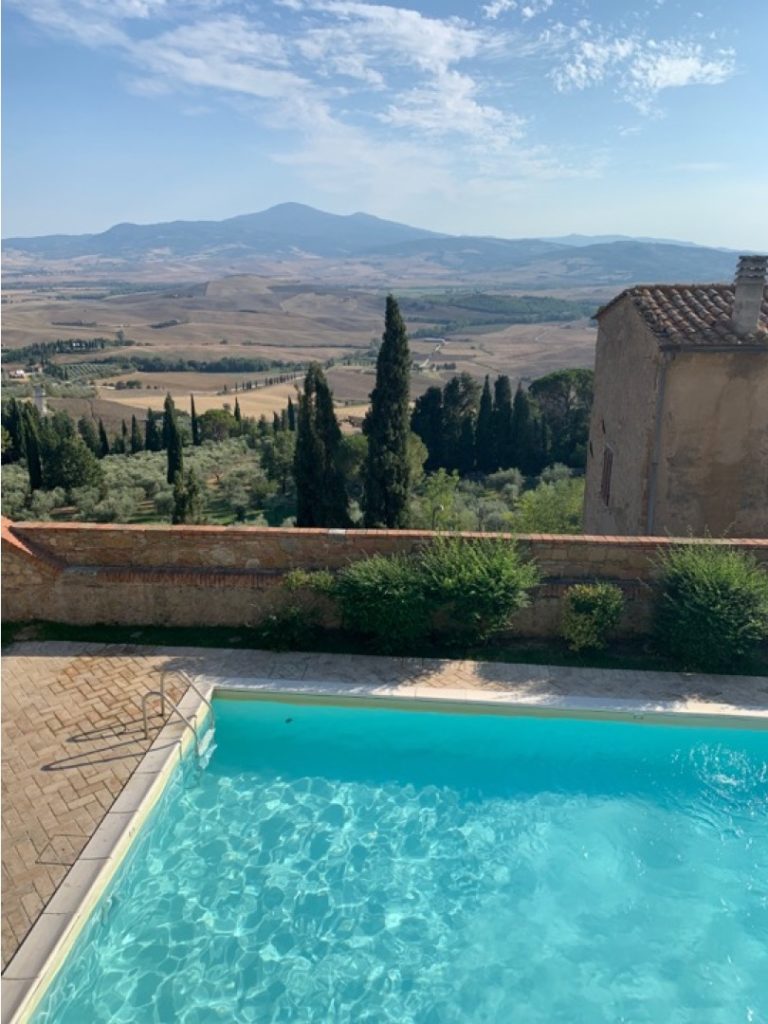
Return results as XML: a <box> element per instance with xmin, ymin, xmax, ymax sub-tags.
<box><xmin>292</xmin><ymin>295</ymin><xmax>412</xmax><ymax>528</ymax></box>
<box><xmin>2</xmin><ymin>337</ymin><xmax>133</xmax><ymax>365</ymax></box>
<box><xmin>411</xmin><ymin>367</ymin><xmax>592</xmax><ymax>479</ymax></box>
<box><xmin>97</xmin><ymin>354</ymin><xmax>297</xmax><ymax>375</ymax></box>
<box><xmin>2</xmin><ymin>295</ymin><xmax>591</xmax><ymax>532</ymax></box>
<box><xmin>292</xmin><ymin>296</ymin><xmax>592</xmax><ymax>529</ymax></box>
<box><xmin>1</xmin><ymin>390</ymin><xmax>299</xmax><ymax>524</ymax></box>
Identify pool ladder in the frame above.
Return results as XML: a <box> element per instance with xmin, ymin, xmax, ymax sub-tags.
<box><xmin>142</xmin><ymin>669</ymin><xmax>215</xmax><ymax>760</ymax></box>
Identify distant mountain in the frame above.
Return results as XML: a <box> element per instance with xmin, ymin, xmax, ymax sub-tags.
<box><xmin>356</xmin><ymin>236</ymin><xmax>738</xmax><ymax>284</ymax></box>
<box><xmin>2</xmin><ymin>202</ymin><xmax>743</xmax><ymax>286</ymax></box>
<box><xmin>2</xmin><ymin>203</ymin><xmax>445</xmax><ymax>260</ymax></box>
<box><xmin>544</xmin><ymin>233</ymin><xmax>707</xmax><ymax>248</ymax></box>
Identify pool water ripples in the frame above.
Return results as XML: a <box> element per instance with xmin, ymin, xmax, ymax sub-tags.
<box><xmin>34</xmin><ymin>701</ymin><xmax>768</xmax><ymax>1024</ymax></box>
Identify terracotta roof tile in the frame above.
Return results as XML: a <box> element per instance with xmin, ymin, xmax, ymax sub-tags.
<box><xmin>597</xmin><ymin>284</ymin><xmax>768</xmax><ymax>346</ymax></box>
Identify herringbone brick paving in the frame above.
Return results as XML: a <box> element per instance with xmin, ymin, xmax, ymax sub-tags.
<box><xmin>1</xmin><ymin>644</ymin><xmax>191</xmax><ymax>969</ymax></box>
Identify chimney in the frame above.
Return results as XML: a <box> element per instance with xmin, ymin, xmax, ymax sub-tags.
<box><xmin>732</xmin><ymin>254</ymin><xmax>767</xmax><ymax>336</ymax></box>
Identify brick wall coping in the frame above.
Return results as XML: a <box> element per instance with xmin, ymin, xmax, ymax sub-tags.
<box><xmin>4</xmin><ymin>518</ymin><xmax>767</xmax><ymax>547</ymax></box>
<box><xmin>1</xmin><ymin>519</ymin><xmax>63</xmax><ymax>575</ymax></box>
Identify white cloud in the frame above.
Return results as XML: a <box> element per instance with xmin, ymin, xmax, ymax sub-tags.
<box><xmin>629</xmin><ymin>41</ymin><xmax>734</xmax><ymax>93</ymax></box>
<box><xmin>10</xmin><ymin>0</ymin><xmax>130</xmax><ymax>46</ymax></box>
<box><xmin>482</xmin><ymin>0</ymin><xmax>516</xmax><ymax>20</ymax></box>
<box><xmin>520</xmin><ymin>0</ymin><xmax>552</xmax><ymax>21</ymax></box>
<box><xmin>310</xmin><ymin>0</ymin><xmax>489</xmax><ymax>75</ymax></box>
<box><xmin>382</xmin><ymin>70</ymin><xmax>525</xmax><ymax>144</ymax></box>
<box><xmin>482</xmin><ymin>0</ymin><xmax>551</xmax><ymax>22</ymax></box>
<box><xmin>551</xmin><ymin>26</ymin><xmax>735</xmax><ymax>113</ymax></box>
<box><xmin>133</xmin><ymin>16</ymin><xmax>319</xmax><ymax>118</ymax></box>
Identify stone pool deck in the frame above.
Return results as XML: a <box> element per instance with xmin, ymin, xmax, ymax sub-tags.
<box><xmin>3</xmin><ymin>640</ymin><xmax>767</xmax><ymax>974</ymax></box>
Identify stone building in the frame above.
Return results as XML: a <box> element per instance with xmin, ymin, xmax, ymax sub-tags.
<box><xmin>583</xmin><ymin>255</ymin><xmax>768</xmax><ymax>538</ymax></box>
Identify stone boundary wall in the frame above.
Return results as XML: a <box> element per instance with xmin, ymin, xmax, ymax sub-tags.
<box><xmin>3</xmin><ymin>518</ymin><xmax>767</xmax><ymax>637</ymax></box>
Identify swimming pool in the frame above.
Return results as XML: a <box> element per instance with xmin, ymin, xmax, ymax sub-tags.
<box><xmin>32</xmin><ymin>695</ymin><xmax>768</xmax><ymax>1023</ymax></box>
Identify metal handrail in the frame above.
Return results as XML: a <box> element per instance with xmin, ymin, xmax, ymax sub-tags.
<box><xmin>160</xmin><ymin>669</ymin><xmax>215</xmax><ymax>729</ymax></box>
<box><xmin>142</xmin><ymin>689</ymin><xmax>201</xmax><ymax>759</ymax></box>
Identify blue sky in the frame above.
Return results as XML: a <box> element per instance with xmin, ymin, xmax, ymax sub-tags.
<box><xmin>3</xmin><ymin>0</ymin><xmax>767</xmax><ymax>247</ymax></box>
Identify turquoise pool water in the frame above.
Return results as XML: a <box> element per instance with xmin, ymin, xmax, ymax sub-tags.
<box><xmin>35</xmin><ymin>698</ymin><xmax>767</xmax><ymax>1024</ymax></box>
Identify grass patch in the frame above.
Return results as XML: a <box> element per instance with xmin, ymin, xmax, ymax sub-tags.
<box><xmin>4</xmin><ymin>621</ymin><xmax>767</xmax><ymax>676</ymax></box>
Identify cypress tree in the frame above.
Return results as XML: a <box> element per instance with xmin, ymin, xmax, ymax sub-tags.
<box><xmin>78</xmin><ymin>415</ymin><xmax>100</xmax><ymax>456</ymax></box>
<box><xmin>363</xmin><ymin>295</ymin><xmax>411</xmax><ymax>528</ymax></box>
<box><xmin>458</xmin><ymin>416</ymin><xmax>476</xmax><ymax>476</ymax></box>
<box><xmin>172</xmin><ymin>468</ymin><xmax>204</xmax><ymax>524</ymax></box>
<box><xmin>145</xmin><ymin>409</ymin><xmax>162</xmax><ymax>452</ymax></box>
<box><xmin>162</xmin><ymin>393</ymin><xmax>174</xmax><ymax>451</ymax></box>
<box><xmin>98</xmin><ymin>418</ymin><xmax>110</xmax><ymax>458</ymax></box>
<box><xmin>529</xmin><ymin>413</ymin><xmax>548</xmax><ymax>476</ymax></box>
<box><xmin>5</xmin><ymin>398</ymin><xmax>25</xmax><ymax>461</ymax></box>
<box><xmin>130</xmin><ymin>415</ymin><xmax>143</xmax><ymax>454</ymax></box>
<box><xmin>257</xmin><ymin>415</ymin><xmax>269</xmax><ymax>437</ymax></box>
<box><xmin>493</xmin><ymin>375</ymin><xmax>514</xmax><ymax>469</ymax></box>
<box><xmin>475</xmin><ymin>376</ymin><xmax>496</xmax><ymax>473</ymax></box>
<box><xmin>411</xmin><ymin>386</ymin><xmax>443</xmax><ymax>472</ymax></box>
<box><xmin>190</xmin><ymin>396</ymin><xmax>201</xmax><ymax>446</ymax></box>
<box><xmin>510</xmin><ymin>384</ymin><xmax>535</xmax><ymax>474</ymax></box>
<box><xmin>441</xmin><ymin>373</ymin><xmax>479</xmax><ymax>474</ymax></box>
<box><xmin>313</xmin><ymin>366</ymin><xmax>349</xmax><ymax>526</ymax></box>
<box><xmin>294</xmin><ymin>374</ymin><xmax>324</xmax><ymax>526</ymax></box>
<box><xmin>272</xmin><ymin>411</ymin><xmax>281</xmax><ymax>434</ymax></box>
<box><xmin>234</xmin><ymin>397</ymin><xmax>242</xmax><ymax>431</ymax></box>
<box><xmin>22</xmin><ymin>406</ymin><xmax>43</xmax><ymax>491</ymax></box>
<box><xmin>164</xmin><ymin>395</ymin><xmax>184</xmax><ymax>485</ymax></box>
<box><xmin>287</xmin><ymin>396</ymin><xmax>296</xmax><ymax>431</ymax></box>
<box><xmin>294</xmin><ymin>364</ymin><xmax>349</xmax><ymax>527</ymax></box>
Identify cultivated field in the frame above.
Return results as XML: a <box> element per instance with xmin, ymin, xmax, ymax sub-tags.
<box><xmin>2</xmin><ymin>275</ymin><xmax>599</xmax><ymax>424</ymax></box>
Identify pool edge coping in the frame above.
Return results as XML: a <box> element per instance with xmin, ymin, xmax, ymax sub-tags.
<box><xmin>3</xmin><ymin>673</ymin><xmax>767</xmax><ymax>1023</ymax></box>
<box><xmin>1</xmin><ymin>683</ymin><xmax>214</xmax><ymax>1024</ymax></box>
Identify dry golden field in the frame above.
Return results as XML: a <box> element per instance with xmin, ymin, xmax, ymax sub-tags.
<box><xmin>3</xmin><ymin>275</ymin><xmax>598</xmax><ymax>425</ymax></box>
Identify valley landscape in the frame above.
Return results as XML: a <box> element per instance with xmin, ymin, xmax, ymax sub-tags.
<box><xmin>1</xmin><ymin>202</ymin><xmax>741</xmax><ymax>428</ymax></box>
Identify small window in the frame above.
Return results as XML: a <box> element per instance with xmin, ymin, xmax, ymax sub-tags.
<box><xmin>600</xmin><ymin>447</ymin><xmax>613</xmax><ymax>506</ymax></box>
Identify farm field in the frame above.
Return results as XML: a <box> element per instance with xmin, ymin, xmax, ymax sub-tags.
<box><xmin>95</xmin><ymin>365</ymin><xmax>449</xmax><ymax>428</ymax></box>
<box><xmin>2</xmin><ymin>275</ymin><xmax>598</xmax><ymax>425</ymax></box>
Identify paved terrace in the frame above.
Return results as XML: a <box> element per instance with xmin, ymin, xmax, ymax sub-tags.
<box><xmin>2</xmin><ymin>640</ymin><xmax>767</xmax><ymax>971</ymax></box>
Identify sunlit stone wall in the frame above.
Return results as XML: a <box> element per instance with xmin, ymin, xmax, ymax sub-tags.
<box><xmin>3</xmin><ymin>519</ymin><xmax>767</xmax><ymax>638</ymax></box>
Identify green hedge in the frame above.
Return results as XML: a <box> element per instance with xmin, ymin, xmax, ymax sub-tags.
<box><xmin>654</xmin><ymin>544</ymin><xmax>768</xmax><ymax>672</ymax></box>
<box><xmin>562</xmin><ymin>583</ymin><xmax>624</xmax><ymax>652</ymax></box>
<box><xmin>286</xmin><ymin>537</ymin><xmax>539</xmax><ymax>652</ymax></box>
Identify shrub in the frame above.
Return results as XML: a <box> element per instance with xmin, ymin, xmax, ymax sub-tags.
<box><xmin>153</xmin><ymin>490</ymin><xmax>175</xmax><ymax>517</ymax></box>
<box><xmin>418</xmin><ymin>536</ymin><xmax>540</xmax><ymax>643</ymax></box>
<box><xmin>284</xmin><ymin>569</ymin><xmax>335</xmax><ymax>595</ymax></box>
<box><xmin>333</xmin><ymin>554</ymin><xmax>428</xmax><ymax>651</ymax></box>
<box><xmin>90</xmin><ymin>492</ymin><xmax>139</xmax><ymax>523</ymax></box>
<box><xmin>253</xmin><ymin>606</ymin><xmax>321</xmax><ymax>651</ymax></box>
<box><xmin>511</xmin><ymin>477</ymin><xmax>584</xmax><ymax>534</ymax></box>
<box><xmin>562</xmin><ymin>583</ymin><xmax>623</xmax><ymax>652</ymax></box>
<box><xmin>539</xmin><ymin>463</ymin><xmax>572</xmax><ymax>484</ymax></box>
<box><xmin>654</xmin><ymin>544</ymin><xmax>768</xmax><ymax>672</ymax></box>
<box><xmin>485</xmin><ymin>468</ymin><xmax>524</xmax><ymax>493</ymax></box>
<box><xmin>282</xmin><ymin>539</ymin><xmax>540</xmax><ymax>652</ymax></box>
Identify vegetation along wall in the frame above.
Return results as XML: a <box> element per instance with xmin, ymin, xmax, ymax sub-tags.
<box><xmin>4</xmin><ymin>518</ymin><xmax>768</xmax><ymax>639</ymax></box>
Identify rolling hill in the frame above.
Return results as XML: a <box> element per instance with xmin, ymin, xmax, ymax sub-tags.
<box><xmin>3</xmin><ymin>202</ymin><xmax>743</xmax><ymax>287</ymax></box>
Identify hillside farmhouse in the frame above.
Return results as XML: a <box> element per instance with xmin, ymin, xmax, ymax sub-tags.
<box><xmin>583</xmin><ymin>255</ymin><xmax>768</xmax><ymax>537</ymax></box>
